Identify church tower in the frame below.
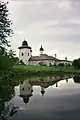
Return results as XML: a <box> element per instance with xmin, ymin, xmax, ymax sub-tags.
<box><xmin>39</xmin><ymin>45</ymin><xmax>44</xmax><ymax>54</ymax></box>
<box><xmin>18</xmin><ymin>40</ymin><xmax>32</xmax><ymax>65</ymax></box>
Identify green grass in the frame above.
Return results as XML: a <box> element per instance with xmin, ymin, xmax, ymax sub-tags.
<box><xmin>12</xmin><ymin>65</ymin><xmax>80</xmax><ymax>77</ymax></box>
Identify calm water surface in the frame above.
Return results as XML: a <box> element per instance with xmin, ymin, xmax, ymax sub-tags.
<box><xmin>0</xmin><ymin>76</ymin><xmax>80</xmax><ymax>120</ymax></box>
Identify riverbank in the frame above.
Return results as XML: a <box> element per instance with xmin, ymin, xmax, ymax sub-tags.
<box><xmin>12</xmin><ymin>65</ymin><xmax>80</xmax><ymax>77</ymax></box>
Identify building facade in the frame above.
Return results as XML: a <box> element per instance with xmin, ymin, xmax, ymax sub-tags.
<box><xmin>18</xmin><ymin>40</ymin><xmax>72</xmax><ymax>66</ymax></box>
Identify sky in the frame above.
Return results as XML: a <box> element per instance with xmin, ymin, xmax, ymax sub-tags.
<box><xmin>4</xmin><ymin>0</ymin><xmax>80</xmax><ymax>60</ymax></box>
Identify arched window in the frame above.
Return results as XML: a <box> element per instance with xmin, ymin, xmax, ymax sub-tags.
<box><xmin>22</xmin><ymin>53</ymin><xmax>24</xmax><ymax>56</ymax></box>
<box><xmin>28</xmin><ymin>53</ymin><xmax>29</xmax><ymax>56</ymax></box>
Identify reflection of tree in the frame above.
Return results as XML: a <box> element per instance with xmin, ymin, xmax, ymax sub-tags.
<box><xmin>73</xmin><ymin>76</ymin><xmax>80</xmax><ymax>83</ymax></box>
<box><xmin>0</xmin><ymin>78</ymin><xmax>18</xmax><ymax>120</ymax></box>
<box><xmin>0</xmin><ymin>102</ymin><xmax>18</xmax><ymax>120</ymax></box>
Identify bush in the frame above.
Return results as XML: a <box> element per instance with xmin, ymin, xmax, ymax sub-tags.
<box><xmin>58</xmin><ymin>63</ymin><xmax>64</xmax><ymax>67</ymax></box>
<box><xmin>72</xmin><ymin>58</ymin><xmax>80</xmax><ymax>69</ymax></box>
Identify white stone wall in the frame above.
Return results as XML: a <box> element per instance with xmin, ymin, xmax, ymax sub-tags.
<box><xmin>40</xmin><ymin>51</ymin><xmax>43</xmax><ymax>54</ymax></box>
<box><xmin>56</xmin><ymin>61</ymin><xmax>72</xmax><ymax>65</ymax></box>
<box><xmin>29</xmin><ymin>60</ymin><xmax>55</xmax><ymax>66</ymax></box>
<box><xmin>29</xmin><ymin>60</ymin><xmax>72</xmax><ymax>66</ymax></box>
<box><xmin>19</xmin><ymin>48</ymin><xmax>31</xmax><ymax>65</ymax></box>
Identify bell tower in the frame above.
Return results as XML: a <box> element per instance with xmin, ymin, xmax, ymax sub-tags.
<box><xmin>18</xmin><ymin>39</ymin><xmax>32</xmax><ymax>65</ymax></box>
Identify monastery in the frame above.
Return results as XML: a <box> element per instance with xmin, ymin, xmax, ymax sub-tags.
<box><xmin>18</xmin><ymin>40</ymin><xmax>72</xmax><ymax>66</ymax></box>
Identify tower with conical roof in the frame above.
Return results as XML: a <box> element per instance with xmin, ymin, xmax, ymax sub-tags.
<box><xmin>39</xmin><ymin>45</ymin><xmax>44</xmax><ymax>54</ymax></box>
<box><xmin>18</xmin><ymin>39</ymin><xmax>32</xmax><ymax>65</ymax></box>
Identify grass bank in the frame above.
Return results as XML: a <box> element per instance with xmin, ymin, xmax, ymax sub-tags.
<box><xmin>12</xmin><ymin>65</ymin><xmax>80</xmax><ymax>77</ymax></box>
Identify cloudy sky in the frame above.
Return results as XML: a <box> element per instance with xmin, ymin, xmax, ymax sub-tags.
<box><xmin>4</xmin><ymin>0</ymin><xmax>80</xmax><ymax>60</ymax></box>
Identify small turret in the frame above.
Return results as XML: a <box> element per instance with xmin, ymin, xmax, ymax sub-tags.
<box><xmin>39</xmin><ymin>45</ymin><xmax>44</xmax><ymax>54</ymax></box>
<box><xmin>40</xmin><ymin>86</ymin><xmax>45</xmax><ymax>96</ymax></box>
<box><xmin>65</xmin><ymin>57</ymin><xmax>67</xmax><ymax>61</ymax></box>
<box><xmin>55</xmin><ymin>54</ymin><xmax>57</xmax><ymax>58</ymax></box>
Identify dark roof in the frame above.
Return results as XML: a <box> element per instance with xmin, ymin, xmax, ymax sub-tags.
<box><xmin>29</xmin><ymin>54</ymin><xmax>59</xmax><ymax>61</ymax></box>
<box><xmin>18</xmin><ymin>40</ymin><xmax>32</xmax><ymax>49</ymax></box>
<box><xmin>59</xmin><ymin>60</ymin><xmax>72</xmax><ymax>62</ymax></box>
<box><xmin>39</xmin><ymin>45</ymin><xmax>44</xmax><ymax>51</ymax></box>
<box><xmin>22</xmin><ymin>40</ymin><xmax>28</xmax><ymax>46</ymax></box>
<box><xmin>18</xmin><ymin>45</ymin><xmax>32</xmax><ymax>49</ymax></box>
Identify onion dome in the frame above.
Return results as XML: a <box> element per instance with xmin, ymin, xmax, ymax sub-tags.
<box><xmin>22</xmin><ymin>40</ymin><xmax>28</xmax><ymax>46</ymax></box>
<box><xmin>19</xmin><ymin>94</ymin><xmax>33</xmax><ymax>104</ymax></box>
<box><xmin>23</xmin><ymin>97</ymin><xmax>29</xmax><ymax>104</ymax></box>
<box><xmin>18</xmin><ymin>40</ymin><xmax>32</xmax><ymax>49</ymax></box>
<box><xmin>39</xmin><ymin>45</ymin><xmax>44</xmax><ymax>51</ymax></box>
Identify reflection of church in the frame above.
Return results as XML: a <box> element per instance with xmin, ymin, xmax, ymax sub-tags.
<box><xmin>19</xmin><ymin>79</ymin><xmax>60</xmax><ymax>104</ymax></box>
<box><xmin>19</xmin><ymin>80</ymin><xmax>33</xmax><ymax>104</ymax></box>
<box><xmin>19</xmin><ymin>77</ymin><xmax>69</xmax><ymax>105</ymax></box>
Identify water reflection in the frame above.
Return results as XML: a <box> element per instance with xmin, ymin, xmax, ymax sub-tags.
<box><xmin>18</xmin><ymin>75</ymin><xmax>71</xmax><ymax>104</ymax></box>
<box><xmin>0</xmin><ymin>79</ymin><xmax>19</xmax><ymax>120</ymax></box>
<box><xmin>0</xmin><ymin>75</ymin><xmax>80</xmax><ymax>120</ymax></box>
<box><xmin>19</xmin><ymin>80</ymin><xmax>33</xmax><ymax>105</ymax></box>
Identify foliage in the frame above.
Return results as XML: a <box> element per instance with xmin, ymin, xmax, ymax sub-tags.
<box><xmin>13</xmin><ymin>65</ymin><xmax>79</xmax><ymax>73</ymax></box>
<box><xmin>58</xmin><ymin>63</ymin><xmax>64</xmax><ymax>67</ymax></box>
<box><xmin>0</xmin><ymin>1</ymin><xmax>15</xmax><ymax>77</ymax></box>
<box><xmin>72</xmin><ymin>58</ymin><xmax>80</xmax><ymax>69</ymax></box>
<box><xmin>0</xmin><ymin>1</ymin><xmax>13</xmax><ymax>53</ymax></box>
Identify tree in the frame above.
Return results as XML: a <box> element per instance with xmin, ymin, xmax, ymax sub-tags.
<box><xmin>72</xmin><ymin>58</ymin><xmax>80</xmax><ymax>69</ymax></box>
<box><xmin>0</xmin><ymin>1</ymin><xmax>13</xmax><ymax>55</ymax></box>
<box><xmin>0</xmin><ymin>1</ymin><xmax>14</xmax><ymax>76</ymax></box>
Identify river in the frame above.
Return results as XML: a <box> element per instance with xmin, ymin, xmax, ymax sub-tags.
<box><xmin>0</xmin><ymin>75</ymin><xmax>80</xmax><ymax>120</ymax></box>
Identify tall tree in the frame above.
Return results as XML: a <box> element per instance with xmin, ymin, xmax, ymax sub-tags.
<box><xmin>0</xmin><ymin>1</ymin><xmax>14</xmax><ymax>76</ymax></box>
<box><xmin>0</xmin><ymin>1</ymin><xmax>13</xmax><ymax>55</ymax></box>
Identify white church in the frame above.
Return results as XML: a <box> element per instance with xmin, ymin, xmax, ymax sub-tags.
<box><xmin>18</xmin><ymin>40</ymin><xmax>72</xmax><ymax>66</ymax></box>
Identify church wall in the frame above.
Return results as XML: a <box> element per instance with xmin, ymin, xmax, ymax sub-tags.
<box><xmin>19</xmin><ymin>48</ymin><xmax>31</xmax><ymax>65</ymax></box>
<box><xmin>29</xmin><ymin>60</ymin><xmax>55</xmax><ymax>66</ymax></box>
<box><xmin>56</xmin><ymin>61</ymin><xmax>72</xmax><ymax>65</ymax></box>
<box><xmin>29</xmin><ymin>60</ymin><xmax>72</xmax><ymax>66</ymax></box>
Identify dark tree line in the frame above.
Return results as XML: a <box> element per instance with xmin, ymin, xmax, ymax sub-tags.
<box><xmin>72</xmin><ymin>58</ymin><xmax>80</xmax><ymax>69</ymax></box>
<box><xmin>0</xmin><ymin>1</ymin><xmax>17</xmax><ymax>77</ymax></box>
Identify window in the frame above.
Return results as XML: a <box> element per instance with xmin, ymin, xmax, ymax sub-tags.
<box><xmin>22</xmin><ymin>88</ymin><xmax>24</xmax><ymax>91</ymax></box>
<box><xmin>28</xmin><ymin>53</ymin><xmax>29</xmax><ymax>56</ymax></box>
<box><xmin>22</xmin><ymin>53</ymin><xmax>24</xmax><ymax>56</ymax></box>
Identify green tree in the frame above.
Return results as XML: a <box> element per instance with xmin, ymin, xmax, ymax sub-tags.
<box><xmin>72</xmin><ymin>58</ymin><xmax>80</xmax><ymax>69</ymax></box>
<box><xmin>0</xmin><ymin>1</ymin><xmax>14</xmax><ymax>77</ymax></box>
<box><xmin>0</xmin><ymin>1</ymin><xmax>13</xmax><ymax>54</ymax></box>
